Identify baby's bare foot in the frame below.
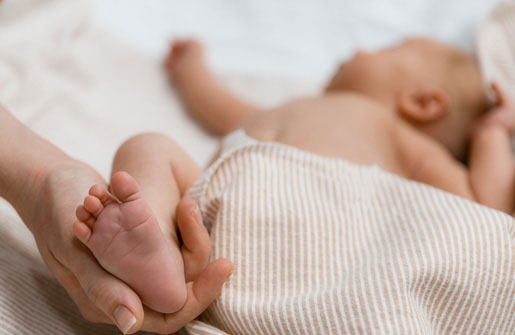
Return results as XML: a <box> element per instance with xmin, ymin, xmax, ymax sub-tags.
<box><xmin>73</xmin><ymin>171</ymin><xmax>187</xmax><ymax>314</ymax></box>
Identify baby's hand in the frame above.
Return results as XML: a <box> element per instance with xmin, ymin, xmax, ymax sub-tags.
<box><xmin>478</xmin><ymin>82</ymin><xmax>515</xmax><ymax>133</ymax></box>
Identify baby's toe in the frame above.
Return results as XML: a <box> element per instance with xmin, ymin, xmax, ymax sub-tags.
<box><xmin>76</xmin><ymin>205</ymin><xmax>94</xmax><ymax>225</ymax></box>
<box><xmin>73</xmin><ymin>221</ymin><xmax>92</xmax><ymax>244</ymax></box>
<box><xmin>110</xmin><ymin>171</ymin><xmax>141</xmax><ymax>204</ymax></box>
<box><xmin>89</xmin><ymin>184</ymin><xmax>113</xmax><ymax>206</ymax></box>
<box><xmin>83</xmin><ymin>195</ymin><xmax>104</xmax><ymax>217</ymax></box>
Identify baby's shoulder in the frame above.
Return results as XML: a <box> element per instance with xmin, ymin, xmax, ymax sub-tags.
<box><xmin>392</xmin><ymin>123</ymin><xmax>454</xmax><ymax>176</ymax></box>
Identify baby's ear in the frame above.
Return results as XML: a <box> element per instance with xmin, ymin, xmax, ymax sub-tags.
<box><xmin>397</xmin><ymin>88</ymin><xmax>449</xmax><ymax>123</ymax></box>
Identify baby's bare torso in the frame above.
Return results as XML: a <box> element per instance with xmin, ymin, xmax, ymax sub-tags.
<box><xmin>244</xmin><ymin>93</ymin><xmax>409</xmax><ymax>177</ymax></box>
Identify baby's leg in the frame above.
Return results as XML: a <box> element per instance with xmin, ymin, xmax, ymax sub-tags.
<box><xmin>74</xmin><ymin>133</ymin><xmax>202</xmax><ymax>314</ymax></box>
<box><xmin>165</xmin><ymin>40</ymin><xmax>262</xmax><ymax>136</ymax></box>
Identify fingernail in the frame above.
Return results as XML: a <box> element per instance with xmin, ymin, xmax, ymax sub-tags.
<box><xmin>225</xmin><ymin>262</ymin><xmax>235</xmax><ymax>280</ymax></box>
<box><xmin>113</xmin><ymin>305</ymin><xmax>136</xmax><ymax>334</ymax></box>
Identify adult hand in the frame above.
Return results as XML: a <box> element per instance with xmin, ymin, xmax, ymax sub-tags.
<box><xmin>25</xmin><ymin>163</ymin><xmax>232</xmax><ymax>334</ymax></box>
<box><xmin>0</xmin><ymin>106</ymin><xmax>232</xmax><ymax>333</ymax></box>
<box><xmin>139</xmin><ymin>198</ymin><xmax>233</xmax><ymax>334</ymax></box>
<box><xmin>26</xmin><ymin>162</ymin><xmax>147</xmax><ymax>332</ymax></box>
<box><xmin>0</xmin><ymin>107</ymin><xmax>139</xmax><ymax>331</ymax></box>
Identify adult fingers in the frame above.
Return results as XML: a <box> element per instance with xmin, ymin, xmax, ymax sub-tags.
<box><xmin>176</xmin><ymin>198</ymin><xmax>211</xmax><ymax>281</ymax></box>
<box><xmin>58</xmin><ymin>243</ymin><xmax>144</xmax><ymax>334</ymax></box>
<box><xmin>141</xmin><ymin>258</ymin><xmax>234</xmax><ymax>334</ymax></box>
<box><xmin>46</xmin><ymin>253</ymin><xmax>111</xmax><ymax>324</ymax></box>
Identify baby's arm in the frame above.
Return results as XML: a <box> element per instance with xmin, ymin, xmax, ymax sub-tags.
<box><xmin>410</xmin><ymin>143</ymin><xmax>476</xmax><ymax>202</ymax></box>
<box><xmin>165</xmin><ymin>40</ymin><xmax>262</xmax><ymax>136</ymax></box>
<box><xmin>468</xmin><ymin>84</ymin><xmax>515</xmax><ymax>212</ymax></box>
<box><xmin>412</xmin><ymin>84</ymin><xmax>515</xmax><ymax>213</ymax></box>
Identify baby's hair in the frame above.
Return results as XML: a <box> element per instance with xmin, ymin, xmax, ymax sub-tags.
<box><xmin>441</xmin><ymin>50</ymin><xmax>488</xmax><ymax>118</ymax></box>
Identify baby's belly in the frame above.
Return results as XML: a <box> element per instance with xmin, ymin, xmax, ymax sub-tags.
<box><xmin>243</xmin><ymin>93</ymin><xmax>405</xmax><ymax>175</ymax></box>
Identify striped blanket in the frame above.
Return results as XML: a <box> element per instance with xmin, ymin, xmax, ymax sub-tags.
<box><xmin>180</xmin><ymin>131</ymin><xmax>515</xmax><ymax>335</ymax></box>
<box><xmin>1</xmin><ymin>131</ymin><xmax>514</xmax><ymax>335</ymax></box>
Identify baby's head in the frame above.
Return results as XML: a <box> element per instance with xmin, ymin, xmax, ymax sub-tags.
<box><xmin>326</xmin><ymin>38</ymin><xmax>489</xmax><ymax>160</ymax></box>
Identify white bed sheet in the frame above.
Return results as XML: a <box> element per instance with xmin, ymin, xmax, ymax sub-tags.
<box><xmin>93</xmin><ymin>0</ymin><xmax>501</xmax><ymax>81</ymax></box>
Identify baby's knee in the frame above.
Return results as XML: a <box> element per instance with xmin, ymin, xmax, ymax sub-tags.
<box><xmin>116</xmin><ymin>132</ymin><xmax>179</xmax><ymax>156</ymax></box>
<box><xmin>121</xmin><ymin>132</ymin><xmax>171</xmax><ymax>146</ymax></box>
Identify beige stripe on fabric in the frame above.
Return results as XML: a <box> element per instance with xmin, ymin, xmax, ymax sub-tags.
<box><xmin>184</xmin><ymin>138</ymin><xmax>515</xmax><ymax>335</ymax></box>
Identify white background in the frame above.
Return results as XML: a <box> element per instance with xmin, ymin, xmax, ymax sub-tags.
<box><xmin>92</xmin><ymin>0</ymin><xmax>501</xmax><ymax>82</ymax></box>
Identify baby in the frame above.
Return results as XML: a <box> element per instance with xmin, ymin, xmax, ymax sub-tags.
<box><xmin>72</xmin><ymin>38</ymin><xmax>515</xmax><ymax>332</ymax></box>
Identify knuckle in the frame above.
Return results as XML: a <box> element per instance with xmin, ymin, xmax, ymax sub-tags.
<box><xmin>84</xmin><ymin>280</ymin><xmax>124</xmax><ymax>318</ymax></box>
<box><xmin>78</xmin><ymin>306</ymin><xmax>102</xmax><ymax>323</ymax></box>
<box><xmin>56</xmin><ymin>271</ymin><xmax>79</xmax><ymax>290</ymax></box>
<box><xmin>85</xmin><ymin>280</ymin><xmax>111</xmax><ymax>308</ymax></box>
